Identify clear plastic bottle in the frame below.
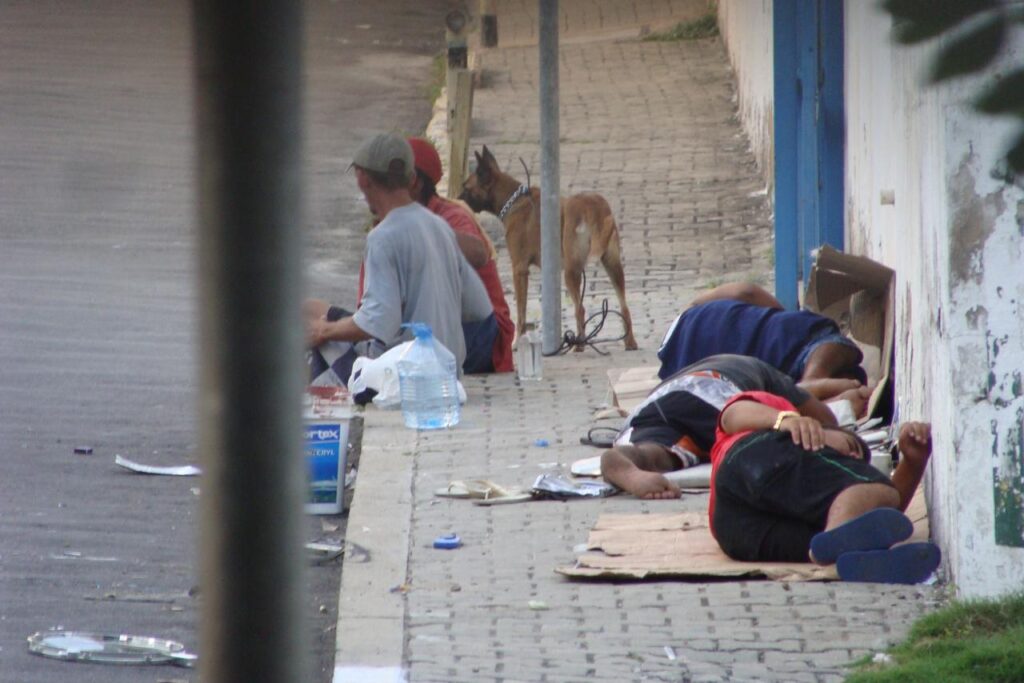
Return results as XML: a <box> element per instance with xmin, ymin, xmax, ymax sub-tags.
<box><xmin>397</xmin><ymin>323</ymin><xmax>461</xmax><ymax>429</ymax></box>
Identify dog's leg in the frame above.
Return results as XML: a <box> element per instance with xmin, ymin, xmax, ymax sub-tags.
<box><xmin>600</xmin><ymin>235</ymin><xmax>639</xmax><ymax>350</ymax></box>
<box><xmin>563</xmin><ymin>265</ymin><xmax>586</xmax><ymax>352</ymax></box>
<box><xmin>511</xmin><ymin>265</ymin><xmax>529</xmax><ymax>348</ymax></box>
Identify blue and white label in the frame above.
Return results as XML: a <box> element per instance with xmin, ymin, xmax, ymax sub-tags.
<box><xmin>305</xmin><ymin>420</ymin><xmax>347</xmax><ymax>506</ymax></box>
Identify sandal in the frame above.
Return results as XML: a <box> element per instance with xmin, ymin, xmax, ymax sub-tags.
<box><xmin>434</xmin><ymin>479</ymin><xmax>532</xmax><ymax>505</ymax></box>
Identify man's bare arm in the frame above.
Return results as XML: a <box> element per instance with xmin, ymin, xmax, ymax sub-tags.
<box><xmin>454</xmin><ymin>232</ymin><xmax>488</xmax><ymax>268</ymax></box>
<box><xmin>889</xmin><ymin>422</ymin><xmax>932</xmax><ymax>510</ymax></box>
<box><xmin>307</xmin><ymin>315</ymin><xmax>373</xmax><ymax>347</ymax></box>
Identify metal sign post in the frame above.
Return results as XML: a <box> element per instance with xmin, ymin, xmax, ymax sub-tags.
<box><xmin>539</xmin><ymin>0</ymin><xmax>562</xmax><ymax>354</ymax></box>
<box><xmin>192</xmin><ymin>2</ymin><xmax>310</xmax><ymax>681</ymax></box>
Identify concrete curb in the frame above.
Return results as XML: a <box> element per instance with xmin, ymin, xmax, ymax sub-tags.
<box><xmin>333</xmin><ymin>409</ymin><xmax>415</xmax><ymax>683</ymax></box>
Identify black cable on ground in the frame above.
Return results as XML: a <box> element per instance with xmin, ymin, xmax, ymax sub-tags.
<box><xmin>543</xmin><ymin>271</ymin><xmax>631</xmax><ymax>356</ymax></box>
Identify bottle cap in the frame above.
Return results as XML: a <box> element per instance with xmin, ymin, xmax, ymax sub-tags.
<box><xmin>433</xmin><ymin>533</ymin><xmax>461</xmax><ymax>549</ymax></box>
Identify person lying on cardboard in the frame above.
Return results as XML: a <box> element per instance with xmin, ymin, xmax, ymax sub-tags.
<box><xmin>657</xmin><ymin>282</ymin><xmax>866</xmax><ymax>385</ymax></box>
<box><xmin>708</xmin><ymin>390</ymin><xmax>939</xmax><ymax>583</ymax></box>
<box><xmin>600</xmin><ymin>354</ymin><xmax>870</xmax><ymax>499</ymax></box>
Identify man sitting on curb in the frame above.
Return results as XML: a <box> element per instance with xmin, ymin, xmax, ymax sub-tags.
<box><xmin>600</xmin><ymin>354</ymin><xmax>865</xmax><ymax>499</ymax></box>
<box><xmin>710</xmin><ymin>390</ymin><xmax>940</xmax><ymax>584</ymax></box>
<box><xmin>407</xmin><ymin>137</ymin><xmax>515</xmax><ymax>374</ymax></box>
<box><xmin>306</xmin><ymin>133</ymin><xmax>492</xmax><ymax>385</ymax></box>
<box><xmin>657</xmin><ymin>282</ymin><xmax>865</xmax><ymax>383</ymax></box>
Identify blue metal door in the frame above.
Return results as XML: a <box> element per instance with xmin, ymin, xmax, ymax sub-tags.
<box><xmin>773</xmin><ymin>0</ymin><xmax>845</xmax><ymax>308</ymax></box>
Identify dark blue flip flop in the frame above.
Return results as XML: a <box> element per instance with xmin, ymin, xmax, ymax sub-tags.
<box><xmin>836</xmin><ymin>542</ymin><xmax>941</xmax><ymax>584</ymax></box>
<box><xmin>810</xmin><ymin>508</ymin><xmax>914</xmax><ymax>564</ymax></box>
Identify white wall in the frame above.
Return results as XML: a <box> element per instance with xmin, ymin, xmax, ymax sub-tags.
<box><xmin>719</xmin><ymin>0</ymin><xmax>1024</xmax><ymax>596</ymax></box>
<box><xmin>845</xmin><ymin>3</ymin><xmax>1024</xmax><ymax>597</ymax></box>
<box><xmin>717</xmin><ymin>0</ymin><xmax>774</xmax><ymax>186</ymax></box>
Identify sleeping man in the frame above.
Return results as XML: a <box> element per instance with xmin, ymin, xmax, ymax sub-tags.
<box><xmin>708</xmin><ymin>390</ymin><xmax>939</xmax><ymax>584</ymax></box>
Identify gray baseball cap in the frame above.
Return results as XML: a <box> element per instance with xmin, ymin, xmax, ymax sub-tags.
<box><xmin>350</xmin><ymin>132</ymin><xmax>414</xmax><ymax>183</ymax></box>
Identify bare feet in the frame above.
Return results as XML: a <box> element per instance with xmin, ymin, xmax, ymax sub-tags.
<box><xmin>624</xmin><ymin>470</ymin><xmax>681</xmax><ymax>499</ymax></box>
<box><xmin>601</xmin><ymin>449</ymin><xmax>681</xmax><ymax>499</ymax></box>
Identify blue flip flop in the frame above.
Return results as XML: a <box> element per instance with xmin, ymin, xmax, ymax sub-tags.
<box><xmin>836</xmin><ymin>542</ymin><xmax>942</xmax><ymax>584</ymax></box>
<box><xmin>810</xmin><ymin>508</ymin><xmax>914</xmax><ymax>564</ymax></box>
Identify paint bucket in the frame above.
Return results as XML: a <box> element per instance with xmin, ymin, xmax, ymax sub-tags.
<box><xmin>304</xmin><ymin>402</ymin><xmax>352</xmax><ymax>515</ymax></box>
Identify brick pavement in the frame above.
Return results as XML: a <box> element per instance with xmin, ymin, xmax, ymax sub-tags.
<box><xmin>336</xmin><ymin>3</ymin><xmax>947</xmax><ymax>682</ymax></box>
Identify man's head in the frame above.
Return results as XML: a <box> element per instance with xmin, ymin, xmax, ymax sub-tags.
<box><xmin>407</xmin><ymin>137</ymin><xmax>443</xmax><ymax>205</ymax></box>
<box><xmin>351</xmin><ymin>133</ymin><xmax>415</xmax><ymax>191</ymax></box>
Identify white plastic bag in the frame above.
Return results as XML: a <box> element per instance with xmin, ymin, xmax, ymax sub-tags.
<box><xmin>348</xmin><ymin>341</ymin><xmax>467</xmax><ymax>408</ymax></box>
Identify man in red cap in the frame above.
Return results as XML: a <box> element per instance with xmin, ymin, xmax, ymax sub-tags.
<box><xmin>406</xmin><ymin>136</ymin><xmax>514</xmax><ymax>374</ymax></box>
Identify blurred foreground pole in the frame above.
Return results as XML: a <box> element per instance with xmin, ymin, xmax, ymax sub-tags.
<box><xmin>539</xmin><ymin>0</ymin><xmax>562</xmax><ymax>354</ymax></box>
<box><xmin>192</xmin><ymin>2</ymin><xmax>309</xmax><ymax>682</ymax></box>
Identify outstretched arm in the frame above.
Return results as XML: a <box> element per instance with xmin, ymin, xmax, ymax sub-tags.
<box><xmin>889</xmin><ymin>422</ymin><xmax>932</xmax><ymax>510</ymax></box>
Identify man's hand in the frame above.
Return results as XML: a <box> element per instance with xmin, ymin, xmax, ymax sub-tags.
<box><xmin>306</xmin><ymin>316</ymin><xmax>333</xmax><ymax>348</ymax></box>
<box><xmin>836</xmin><ymin>384</ymin><xmax>874</xmax><ymax>418</ymax></box>
<box><xmin>778</xmin><ymin>415</ymin><xmax>825</xmax><ymax>451</ymax></box>
<box><xmin>897</xmin><ymin>422</ymin><xmax>932</xmax><ymax>468</ymax></box>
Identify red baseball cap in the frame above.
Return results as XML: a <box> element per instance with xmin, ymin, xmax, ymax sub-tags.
<box><xmin>407</xmin><ymin>137</ymin><xmax>443</xmax><ymax>186</ymax></box>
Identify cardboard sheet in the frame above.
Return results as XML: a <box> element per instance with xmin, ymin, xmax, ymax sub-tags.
<box><xmin>557</xmin><ymin>489</ymin><xmax>930</xmax><ymax>582</ymax></box>
<box><xmin>607</xmin><ymin>366</ymin><xmax>660</xmax><ymax>413</ymax></box>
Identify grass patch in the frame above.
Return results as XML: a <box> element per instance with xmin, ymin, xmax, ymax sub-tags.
<box><xmin>847</xmin><ymin>593</ymin><xmax>1024</xmax><ymax>683</ymax></box>
<box><xmin>424</xmin><ymin>52</ymin><xmax>446</xmax><ymax>105</ymax></box>
<box><xmin>644</xmin><ymin>13</ymin><xmax>719</xmax><ymax>42</ymax></box>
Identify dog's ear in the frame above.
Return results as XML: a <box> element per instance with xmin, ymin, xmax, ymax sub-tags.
<box><xmin>476</xmin><ymin>154</ymin><xmax>494</xmax><ymax>184</ymax></box>
<box><xmin>481</xmin><ymin>145</ymin><xmax>499</xmax><ymax>170</ymax></box>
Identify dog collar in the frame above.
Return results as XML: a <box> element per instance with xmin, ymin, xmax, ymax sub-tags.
<box><xmin>498</xmin><ymin>184</ymin><xmax>530</xmax><ymax>220</ymax></box>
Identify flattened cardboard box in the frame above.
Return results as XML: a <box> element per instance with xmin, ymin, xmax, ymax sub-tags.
<box><xmin>557</xmin><ymin>488</ymin><xmax>929</xmax><ymax>581</ymax></box>
<box><xmin>804</xmin><ymin>245</ymin><xmax>895</xmax><ymax>420</ymax></box>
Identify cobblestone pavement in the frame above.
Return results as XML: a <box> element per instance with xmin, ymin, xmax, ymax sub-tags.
<box><xmin>337</xmin><ymin>3</ymin><xmax>947</xmax><ymax>682</ymax></box>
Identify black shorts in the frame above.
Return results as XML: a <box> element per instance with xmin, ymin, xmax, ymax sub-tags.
<box><xmin>627</xmin><ymin>390</ymin><xmax>720</xmax><ymax>453</ymax></box>
<box><xmin>712</xmin><ymin>431</ymin><xmax>894</xmax><ymax>562</ymax></box>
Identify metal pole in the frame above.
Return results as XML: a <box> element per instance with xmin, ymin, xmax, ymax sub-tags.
<box><xmin>538</xmin><ymin>0</ymin><xmax>562</xmax><ymax>354</ymax></box>
<box><xmin>192</xmin><ymin>2</ymin><xmax>309</xmax><ymax>682</ymax></box>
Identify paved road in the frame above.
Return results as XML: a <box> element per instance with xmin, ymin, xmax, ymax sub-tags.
<box><xmin>0</xmin><ymin>2</ymin><xmax>449</xmax><ymax>680</ymax></box>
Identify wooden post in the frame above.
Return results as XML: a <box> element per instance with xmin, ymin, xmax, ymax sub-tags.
<box><xmin>445</xmin><ymin>9</ymin><xmax>468</xmax><ymax>69</ymax></box>
<box><xmin>447</xmin><ymin>68</ymin><xmax>474</xmax><ymax>198</ymax></box>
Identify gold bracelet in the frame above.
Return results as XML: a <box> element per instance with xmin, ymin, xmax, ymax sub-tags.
<box><xmin>773</xmin><ymin>410</ymin><xmax>800</xmax><ymax>430</ymax></box>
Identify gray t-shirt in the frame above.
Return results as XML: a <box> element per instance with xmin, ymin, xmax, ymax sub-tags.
<box><xmin>352</xmin><ymin>203</ymin><xmax>492</xmax><ymax>369</ymax></box>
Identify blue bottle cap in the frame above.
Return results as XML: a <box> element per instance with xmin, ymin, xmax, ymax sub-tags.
<box><xmin>433</xmin><ymin>533</ymin><xmax>461</xmax><ymax>549</ymax></box>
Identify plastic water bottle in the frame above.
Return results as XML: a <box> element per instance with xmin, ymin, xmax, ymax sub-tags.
<box><xmin>397</xmin><ymin>323</ymin><xmax>461</xmax><ymax>430</ymax></box>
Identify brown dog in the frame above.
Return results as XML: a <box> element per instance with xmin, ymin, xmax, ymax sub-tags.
<box><xmin>460</xmin><ymin>145</ymin><xmax>637</xmax><ymax>351</ymax></box>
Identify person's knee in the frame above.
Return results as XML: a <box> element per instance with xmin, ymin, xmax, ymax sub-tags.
<box><xmin>834</xmin><ymin>482</ymin><xmax>900</xmax><ymax>513</ymax></box>
<box><xmin>303</xmin><ymin>298</ymin><xmax>331</xmax><ymax>321</ymax></box>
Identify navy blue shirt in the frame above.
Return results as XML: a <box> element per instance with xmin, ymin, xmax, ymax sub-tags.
<box><xmin>657</xmin><ymin>300</ymin><xmax>838</xmax><ymax>380</ymax></box>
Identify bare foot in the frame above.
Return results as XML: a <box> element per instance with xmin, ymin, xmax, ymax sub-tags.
<box><xmin>601</xmin><ymin>446</ymin><xmax>683</xmax><ymax>499</ymax></box>
<box><xmin>627</xmin><ymin>470</ymin><xmax>681</xmax><ymax>499</ymax></box>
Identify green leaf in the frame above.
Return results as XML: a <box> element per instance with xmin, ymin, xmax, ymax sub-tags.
<box><xmin>928</xmin><ymin>13</ymin><xmax>1006</xmax><ymax>83</ymax></box>
<box><xmin>974</xmin><ymin>69</ymin><xmax>1024</xmax><ymax>114</ymax></box>
<box><xmin>881</xmin><ymin>0</ymin><xmax>997</xmax><ymax>44</ymax></box>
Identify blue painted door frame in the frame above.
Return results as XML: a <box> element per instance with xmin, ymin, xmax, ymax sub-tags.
<box><xmin>773</xmin><ymin>0</ymin><xmax>845</xmax><ymax>308</ymax></box>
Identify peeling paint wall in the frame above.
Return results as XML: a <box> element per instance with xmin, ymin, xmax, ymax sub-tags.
<box><xmin>720</xmin><ymin>1</ymin><xmax>1024</xmax><ymax>596</ymax></box>
<box><xmin>845</xmin><ymin>3</ymin><xmax>1024</xmax><ymax>597</ymax></box>
<box><xmin>717</xmin><ymin>0</ymin><xmax>773</xmax><ymax>187</ymax></box>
